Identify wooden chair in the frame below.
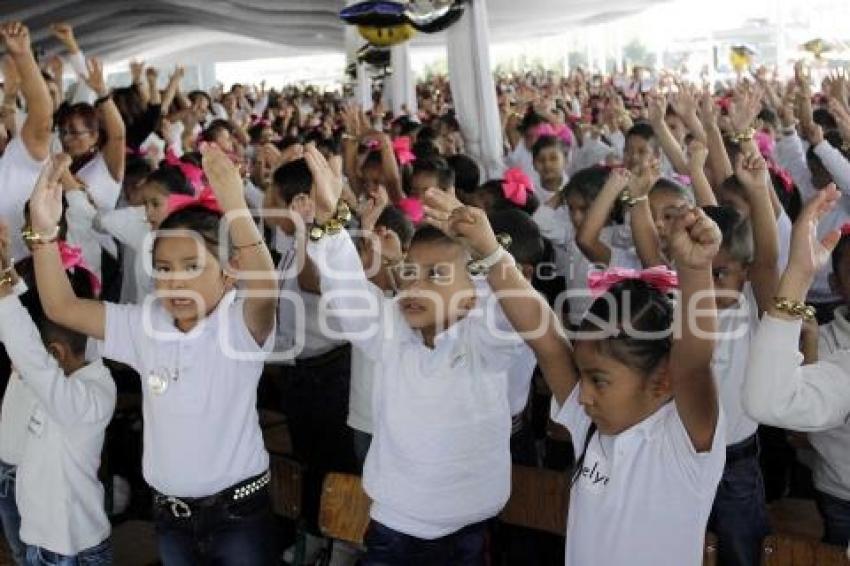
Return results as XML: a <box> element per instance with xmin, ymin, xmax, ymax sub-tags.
<box><xmin>768</xmin><ymin>498</ymin><xmax>825</xmax><ymax>541</ymax></box>
<box><xmin>761</xmin><ymin>534</ymin><xmax>848</xmax><ymax>565</ymax></box>
<box><xmin>498</xmin><ymin>465</ymin><xmax>569</xmax><ymax>536</ymax></box>
<box><xmin>318</xmin><ymin>473</ymin><xmax>372</xmax><ymax>546</ymax></box>
<box><xmin>269</xmin><ymin>454</ymin><xmax>303</xmax><ymax>520</ymax></box>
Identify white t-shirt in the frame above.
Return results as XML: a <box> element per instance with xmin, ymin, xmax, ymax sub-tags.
<box><xmin>309</xmin><ymin>231</ymin><xmax>525</xmax><ymax>539</ymax></box>
<box><xmin>712</xmin><ymin>284</ymin><xmax>760</xmax><ymax>445</ymax></box>
<box><xmin>810</xmin><ymin>306</ymin><xmax>850</xmax><ymax>501</ymax></box>
<box><xmin>0</xmin><ymin>137</ymin><xmax>48</xmax><ymax>260</ymax></box>
<box><xmin>347</xmin><ymin>282</ymin><xmax>386</xmax><ymax>435</ymax></box>
<box><xmin>0</xmin><ymin>373</ymin><xmax>37</xmax><ymax>467</ymax></box>
<box><xmin>76</xmin><ymin>153</ymin><xmax>121</xmax><ymax>213</ymax></box>
<box><xmin>0</xmin><ymin>295</ymin><xmax>115</xmax><ymax>556</ymax></box>
<box><xmin>553</xmin><ymin>388</ymin><xmax>726</xmax><ymax>566</ymax></box>
<box><xmin>102</xmin><ymin>290</ymin><xmax>273</xmax><ymax>496</ymax></box>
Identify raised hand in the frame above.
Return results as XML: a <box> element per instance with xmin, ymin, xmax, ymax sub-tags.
<box><xmin>304</xmin><ymin>143</ymin><xmax>343</xmax><ymax>224</ymax></box>
<box><xmin>84</xmin><ymin>58</ymin><xmax>108</xmax><ymax>97</ymax></box>
<box><xmin>50</xmin><ymin>22</ymin><xmax>79</xmax><ymax>52</ymax></box>
<box><xmin>0</xmin><ymin>22</ymin><xmax>32</xmax><ymax>58</ymax></box>
<box><xmin>201</xmin><ymin>143</ymin><xmax>246</xmax><ymax>212</ymax></box>
<box><xmin>646</xmin><ymin>90</ymin><xmax>667</xmax><ymax>125</ymax></box>
<box><xmin>28</xmin><ymin>155</ymin><xmax>72</xmax><ymax>234</ymax></box>
<box><xmin>130</xmin><ymin>60</ymin><xmax>145</xmax><ymax>82</ymax></box>
<box><xmin>670</xmin><ymin>84</ymin><xmax>698</xmax><ymax>119</ymax></box>
<box><xmin>786</xmin><ymin>184</ymin><xmax>842</xmax><ymax>283</ymax></box>
<box><xmin>46</xmin><ymin>55</ymin><xmax>63</xmax><ymax>82</ymax></box>
<box><xmin>358</xmin><ymin>185</ymin><xmax>389</xmax><ymax>232</ymax></box>
<box><xmin>603</xmin><ymin>167</ymin><xmax>633</xmax><ymax>195</ymax></box>
<box><xmin>422</xmin><ymin>188</ymin><xmax>498</xmax><ymax>258</ymax></box>
<box><xmin>803</xmin><ymin>122</ymin><xmax>824</xmax><ymax>147</ymax></box>
<box><xmin>688</xmin><ymin>139</ymin><xmax>709</xmax><ymax>172</ymax></box>
<box><xmin>696</xmin><ymin>90</ymin><xmax>719</xmax><ymax>126</ymax></box>
<box><xmin>728</xmin><ymin>87</ymin><xmax>762</xmax><ymax>134</ymax></box>
<box><xmin>668</xmin><ymin>207</ymin><xmax>722</xmax><ymax>271</ymax></box>
<box><xmin>168</xmin><ymin>65</ymin><xmax>185</xmax><ymax>84</ymax></box>
<box><xmin>734</xmin><ymin>151</ymin><xmax>769</xmax><ymax>190</ymax></box>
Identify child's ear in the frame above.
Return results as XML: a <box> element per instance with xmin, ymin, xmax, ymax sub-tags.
<box><xmin>647</xmin><ymin>362</ymin><xmax>673</xmax><ymax>399</ymax></box>
<box><xmin>47</xmin><ymin>342</ymin><xmax>68</xmax><ymax>368</ymax></box>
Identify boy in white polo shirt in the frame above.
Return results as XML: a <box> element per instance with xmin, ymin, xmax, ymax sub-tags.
<box><xmin>0</xmin><ymin>228</ymin><xmax>115</xmax><ymax>565</ymax></box>
<box><xmin>301</xmin><ymin>146</ymin><xmax>573</xmax><ymax>564</ymax></box>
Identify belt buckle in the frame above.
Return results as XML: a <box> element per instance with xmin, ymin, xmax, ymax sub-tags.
<box><xmin>167</xmin><ymin>497</ymin><xmax>192</xmax><ymax>519</ymax></box>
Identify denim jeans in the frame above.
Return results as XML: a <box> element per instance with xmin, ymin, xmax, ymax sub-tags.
<box><xmin>363</xmin><ymin>520</ymin><xmax>487</xmax><ymax>566</ymax></box>
<box><xmin>24</xmin><ymin>539</ymin><xmax>112</xmax><ymax>566</ymax></box>
<box><xmin>815</xmin><ymin>489</ymin><xmax>850</xmax><ymax>547</ymax></box>
<box><xmin>0</xmin><ymin>460</ymin><xmax>25</xmax><ymax>565</ymax></box>
<box><xmin>154</xmin><ymin>489</ymin><xmax>277</xmax><ymax>566</ymax></box>
<box><xmin>708</xmin><ymin>437</ymin><xmax>771</xmax><ymax>566</ymax></box>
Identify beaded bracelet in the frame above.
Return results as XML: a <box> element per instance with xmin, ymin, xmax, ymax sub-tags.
<box><xmin>309</xmin><ymin>202</ymin><xmax>353</xmax><ymax>242</ymax></box>
<box><xmin>0</xmin><ymin>263</ymin><xmax>15</xmax><ymax>289</ymax></box>
<box><xmin>773</xmin><ymin>297</ymin><xmax>816</xmax><ymax>322</ymax></box>
<box><xmin>731</xmin><ymin>127</ymin><xmax>756</xmax><ymax>144</ymax></box>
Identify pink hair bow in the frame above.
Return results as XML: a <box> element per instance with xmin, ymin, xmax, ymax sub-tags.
<box><xmin>502</xmin><ymin>168</ymin><xmax>534</xmax><ymax>207</ymax></box>
<box><xmin>397</xmin><ymin>197</ymin><xmax>424</xmax><ymax>225</ymax></box>
<box><xmin>392</xmin><ymin>136</ymin><xmax>416</xmax><ymax>166</ymax></box>
<box><xmin>164</xmin><ymin>149</ymin><xmax>207</xmax><ymax>195</ymax></box>
<box><xmin>768</xmin><ymin>163</ymin><xmax>794</xmax><ymax>194</ymax></box>
<box><xmin>754</xmin><ymin>130</ymin><xmax>776</xmax><ymax>160</ymax></box>
<box><xmin>587</xmin><ymin>266</ymin><xmax>679</xmax><ymax>298</ymax></box>
<box><xmin>58</xmin><ymin>240</ymin><xmax>102</xmax><ymax>297</ymax></box>
<box><xmin>534</xmin><ymin>123</ymin><xmax>574</xmax><ymax>147</ymax></box>
<box><xmin>672</xmin><ymin>173</ymin><xmax>692</xmax><ymax>186</ymax></box>
<box><xmin>166</xmin><ymin>186</ymin><xmax>222</xmax><ymax>215</ymax></box>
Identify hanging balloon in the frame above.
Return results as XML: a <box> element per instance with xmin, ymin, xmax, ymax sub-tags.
<box><xmin>357</xmin><ymin>45</ymin><xmax>393</xmax><ymax>78</ymax></box>
<box><xmin>357</xmin><ymin>23</ymin><xmax>416</xmax><ymax>46</ymax></box>
<box><xmin>729</xmin><ymin>45</ymin><xmax>755</xmax><ymax>73</ymax></box>
<box><xmin>802</xmin><ymin>38</ymin><xmax>832</xmax><ymax>60</ymax></box>
<box><xmin>404</xmin><ymin>0</ymin><xmax>468</xmax><ymax>33</ymax></box>
<box><xmin>340</xmin><ymin>1</ymin><xmax>417</xmax><ymax>47</ymax></box>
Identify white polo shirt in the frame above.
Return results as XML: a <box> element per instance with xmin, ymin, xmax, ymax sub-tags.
<box><xmin>810</xmin><ymin>306</ymin><xmax>850</xmax><ymax>501</ymax></box>
<box><xmin>553</xmin><ymin>388</ymin><xmax>726</xmax><ymax>566</ymax></box>
<box><xmin>96</xmin><ymin>206</ymin><xmax>152</xmax><ymax>304</ymax></box>
<box><xmin>0</xmin><ymin>295</ymin><xmax>115</xmax><ymax>556</ymax></box>
<box><xmin>103</xmin><ymin>290</ymin><xmax>273</xmax><ymax>497</ymax></box>
<box><xmin>712</xmin><ymin>284</ymin><xmax>760</xmax><ymax>445</ymax></box>
<box><xmin>309</xmin><ymin>231</ymin><xmax>525</xmax><ymax>539</ymax></box>
<box><xmin>0</xmin><ymin>373</ymin><xmax>37</xmax><ymax>467</ymax></box>
<box><xmin>0</xmin><ymin>137</ymin><xmax>48</xmax><ymax>261</ymax></box>
<box><xmin>347</xmin><ymin>282</ymin><xmax>386</xmax><ymax>435</ymax></box>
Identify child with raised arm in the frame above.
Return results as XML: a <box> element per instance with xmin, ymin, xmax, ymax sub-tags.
<box><xmin>301</xmin><ymin>145</ymin><xmax>572</xmax><ymax>564</ymax></box>
<box><xmin>0</xmin><ymin>217</ymin><xmax>115</xmax><ymax>565</ymax></box>
<box><xmin>556</xmin><ymin>206</ymin><xmax>726</xmax><ymax>565</ymax></box>
<box><xmin>27</xmin><ymin>147</ymin><xmax>279</xmax><ymax>565</ymax></box>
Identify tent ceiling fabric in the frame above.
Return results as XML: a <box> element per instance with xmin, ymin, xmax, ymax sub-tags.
<box><xmin>6</xmin><ymin>0</ymin><xmax>668</xmax><ymax>63</ymax></box>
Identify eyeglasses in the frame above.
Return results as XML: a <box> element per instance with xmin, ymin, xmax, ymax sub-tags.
<box><xmin>59</xmin><ymin>129</ymin><xmax>94</xmax><ymax>138</ymax></box>
<box><xmin>392</xmin><ymin>262</ymin><xmax>455</xmax><ymax>286</ymax></box>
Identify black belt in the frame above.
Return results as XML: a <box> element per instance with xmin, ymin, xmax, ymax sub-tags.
<box><xmin>153</xmin><ymin>470</ymin><xmax>270</xmax><ymax>519</ymax></box>
<box><xmin>293</xmin><ymin>343</ymin><xmax>350</xmax><ymax>369</ymax></box>
<box><xmin>726</xmin><ymin>434</ymin><xmax>759</xmax><ymax>465</ymax></box>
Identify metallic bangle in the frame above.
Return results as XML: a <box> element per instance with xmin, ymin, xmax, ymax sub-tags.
<box><xmin>467</xmin><ymin>235</ymin><xmax>516</xmax><ymax>277</ymax></box>
<box><xmin>309</xmin><ymin>201</ymin><xmax>353</xmax><ymax>242</ymax></box>
<box><xmin>773</xmin><ymin>297</ymin><xmax>816</xmax><ymax>322</ymax></box>
<box><xmin>732</xmin><ymin>127</ymin><xmax>756</xmax><ymax>143</ymax></box>
<box><xmin>619</xmin><ymin>189</ymin><xmax>648</xmax><ymax>207</ymax></box>
<box><xmin>21</xmin><ymin>226</ymin><xmax>60</xmax><ymax>245</ymax></box>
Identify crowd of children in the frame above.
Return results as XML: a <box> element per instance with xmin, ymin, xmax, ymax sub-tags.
<box><xmin>0</xmin><ymin>17</ymin><xmax>849</xmax><ymax>566</ymax></box>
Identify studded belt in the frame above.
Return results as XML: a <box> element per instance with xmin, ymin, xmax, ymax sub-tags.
<box><xmin>154</xmin><ymin>470</ymin><xmax>271</xmax><ymax>519</ymax></box>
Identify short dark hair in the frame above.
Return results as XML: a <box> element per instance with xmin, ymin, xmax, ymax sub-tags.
<box><xmin>411</xmin><ymin>155</ymin><xmax>455</xmax><ymax>190</ymax></box>
<box><xmin>703</xmin><ymin>205</ymin><xmax>753</xmax><ymax>264</ymax></box>
<box><xmin>488</xmin><ymin>209</ymin><xmax>545</xmax><ymax>267</ymax></box>
<box><xmin>23</xmin><ymin>269</ymin><xmax>95</xmax><ymax>357</ymax></box>
<box><xmin>627</xmin><ymin>122</ymin><xmax>657</xmax><ymax>144</ymax></box>
<box><xmin>272</xmin><ymin>158</ymin><xmax>312</xmax><ymax>205</ymax></box>
<box><xmin>145</xmin><ymin>164</ymin><xmax>195</xmax><ymax>197</ymax></box>
<box><xmin>409</xmin><ymin>224</ymin><xmax>461</xmax><ymax>251</ymax></box>
<box><xmin>445</xmin><ymin>154</ymin><xmax>480</xmax><ymax>193</ymax></box>
<box><xmin>564</xmin><ymin>165</ymin><xmax>611</xmax><ymax>202</ymax></box>
<box><xmin>376</xmin><ymin>206</ymin><xmax>415</xmax><ymax>249</ymax></box>
<box><xmin>153</xmin><ymin>205</ymin><xmax>225</xmax><ymax>259</ymax></box>
<box><xmin>532</xmin><ymin>135</ymin><xmax>566</xmax><ymax>160</ymax></box>
<box><xmin>201</xmin><ymin>119</ymin><xmax>234</xmax><ymax>143</ymax></box>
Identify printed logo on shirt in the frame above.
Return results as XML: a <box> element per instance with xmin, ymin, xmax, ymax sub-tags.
<box><xmin>577</xmin><ymin>450</ymin><xmax>610</xmax><ymax>494</ymax></box>
<box><xmin>27</xmin><ymin>408</ymin><xmax>46</xmax><ymax>438</ymax></box>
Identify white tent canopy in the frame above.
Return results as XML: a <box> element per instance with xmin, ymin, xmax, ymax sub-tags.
<box><xmin>14</xmin><ymin>0</ymin><xmax>669</xmax><ymax>65</ymax></box>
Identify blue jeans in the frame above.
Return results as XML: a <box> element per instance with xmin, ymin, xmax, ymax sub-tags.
<box><xmin>154</xmin><ymin>489</ymin><xmax>277</xmax><ymax>565</ymax></box>
<box><xmin>363</xmin><ymin>520</ymin><xmax>487</xmax><ymax>566</ymax></box>
<box><xmin>0</xmin><ymin>460</ymin><xmax>24</xmax><ymax>565</ymax></box>
<box><xmin>24</xmin><ymin>539</ymin><xmax>112</xmax><ymax>566</ymax></box>
<box><xmin>708</xmin><ymin>436</ymin><xmax>771</xmax><ymax>566</ymax></box>
<box><xmin>815</xmin><ymin>490</ymin><xmax>850</xmax><ymax>546</ymax></box>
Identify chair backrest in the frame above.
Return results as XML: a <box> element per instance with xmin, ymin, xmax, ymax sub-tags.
<box><xmin>319</xmin><ymin>473</ymin><xmax>372</xmax><ymax>545</ymax></box>
<box><xmin>761</xmin><ymin>534</ymin><xmax>849</xmax><ymax>566</ymax></box>
<box><xmin>498</xmin><ymin>465</ymin><xmax>569</xmax><ymax>536</ymax></box>
<box><xmin>269</xmin><ymin>455</ymin><xmax>303</xmax><ymax>520</ymax></box>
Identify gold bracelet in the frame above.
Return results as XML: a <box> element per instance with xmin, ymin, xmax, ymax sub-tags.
<box><xmin>732</xmin><ymin>127</ymin><xmax>756</xmax><ymax>143</ymax></box>
<box><xmin>21</xmin><ymin>226</ymin><xmax>60</xmax><ymax>245</ymax></box>
<box><xmin>309</xmin><ymin>202</ymin><xmax>352</xmax><ymax>241</ymax></box>
<box><xmin>773</xmin><ymin>297</ymin><xmax>816</xmax><ymax>322</ymax></box>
